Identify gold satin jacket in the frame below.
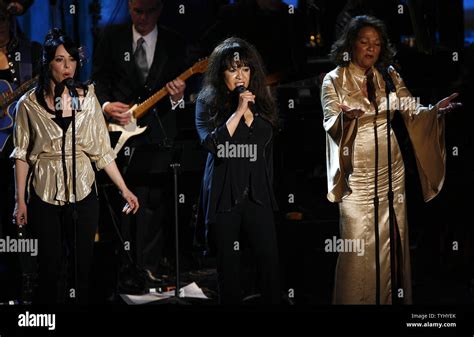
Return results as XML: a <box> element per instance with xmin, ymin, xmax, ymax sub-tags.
<box><xmin>10</xmin><ymin>85</ymin><xmax>116</xmax><ymax>205</ymax></box>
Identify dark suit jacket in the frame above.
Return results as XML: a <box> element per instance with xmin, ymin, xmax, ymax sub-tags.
<box><xmin>92</xmin><ymin>23</ymin><xmax>186</xmax><ymax>148</ymax></box>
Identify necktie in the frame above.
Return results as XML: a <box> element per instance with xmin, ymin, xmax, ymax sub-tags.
<box><xmin>135</xmin><ymin>37</ymin><xmax>148</xmax><ymax>84</ymax></box>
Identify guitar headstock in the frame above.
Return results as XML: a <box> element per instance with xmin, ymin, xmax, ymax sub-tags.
<box><xmin>191</xmin><ymin>58</ymin><xmax>209</xmax><ymax>74</ymax></box>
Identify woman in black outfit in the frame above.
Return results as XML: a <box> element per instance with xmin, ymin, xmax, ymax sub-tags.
<box><xmin>195</xmin><ymin>37</ymin><xmax>280</xmax><ymax>304</ymax></box>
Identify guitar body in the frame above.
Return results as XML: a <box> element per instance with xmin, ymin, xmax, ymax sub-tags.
<box><xmin>107</xmin><ymin>58</ymin><xmax>209</xmax><ymax>154</ymax></box>
<box><xmin>107</xmin><ymin>105</ymin><xmax>148</xmax><ymax>155</ymax></box>
<box><xmin>0</xmin><ymin>80</ymin><xmax>18</xmax><ymax>152</ymax></box>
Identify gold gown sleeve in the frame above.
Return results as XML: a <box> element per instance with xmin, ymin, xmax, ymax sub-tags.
<box><xmin>388</xmin><ymin>67</ymin><xmax>446</xmax><ymax>201</ymax></box>
<box><xmin>321</xmin><ymin>69</ymin><xmax>358</xmax><ymax>202</ymax></box>
<box><xmin>82</xmin><ymin>84</ymin><xmax>116</xmax><ymax>170</ymax></box>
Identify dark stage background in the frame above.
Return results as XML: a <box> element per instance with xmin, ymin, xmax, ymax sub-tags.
<box><xmin>0</xmin><ymin>0</ymin><xmax>473</xmax><ymax>336</ymax></box>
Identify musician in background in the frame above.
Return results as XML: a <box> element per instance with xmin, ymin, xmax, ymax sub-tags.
<box><xmin>92</xmin><ymin>0</ymin><xmax>187</xmax><ymax>292</ymax></box>
<box><xmin>0</xmin><ymin>0</ymin><xmax>39</xmax><ymax>303</ymax></box>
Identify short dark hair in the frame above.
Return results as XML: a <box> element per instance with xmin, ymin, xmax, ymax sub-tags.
<box><xmin>329</xmin><ymin>15</ymin><xmax>396</xmax><ymax>68</ymax></box>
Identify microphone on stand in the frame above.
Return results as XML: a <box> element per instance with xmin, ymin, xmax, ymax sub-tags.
<box><xmin>376</xmin><ymin>65</ymin><xmax>396</xmax><ymax>93</ymax></box>
<box><xmin>63</xmin><ymin>78</ymin><xmax>82</xmax><ymax>111</ymax></box>
<box><xmin>63</xmin><ymin>77</ymin><xmax>80</xmax><ymax>93</ymax></box>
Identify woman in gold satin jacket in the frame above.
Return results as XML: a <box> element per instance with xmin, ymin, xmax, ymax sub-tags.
<box><xmin>10</xmin><ymin>28</ymin><xmax>139</xmax><ymax>304</ymax></box>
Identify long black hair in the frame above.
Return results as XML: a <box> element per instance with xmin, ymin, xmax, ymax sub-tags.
<box><xmin>36</xmin><ymin>28</ymin><xmax>85</xmax><ymax>114</ymax></box>
<box><xmin>198</xmin><ymin>37</ymin><xmax>278</xmax><ymax>129</ymax></box>
<box><xmin>329</xmin><ymin>15</ymin><xmax>396</xmax><ymax>69</ymax></box>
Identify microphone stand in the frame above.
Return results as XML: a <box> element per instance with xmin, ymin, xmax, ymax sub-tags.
<box><xmin>53</xmin><ymin>81</ymin><xmax>79</xmax><ymax>303</ymax></box>
<box><xmin>373</xmin><ymin>123</ymin><xmax>381</xmax><ymax>305</ymax></box>
<box><xmin>171</xmin><ymin>163</ymin><xmax>181</xmax><ymax>298</ymax></box>
<box><xmin>379</xmin><ymin>67</ymin><xmax>402</xmax><ymax>305</ymax></box>
<box><xmin>155</xmin><ymin>161</ymin><xmax>189</xmax><ymax>304</ymax></box>
<box><xmin>68</xmin><ymin>85</ymin><xmax>80</xmax><ymax>304</ymax></box>
<box><xmin>367</xmin><ymin>71</ymin><xmax>381</xmax><ymax>305</ymax></box>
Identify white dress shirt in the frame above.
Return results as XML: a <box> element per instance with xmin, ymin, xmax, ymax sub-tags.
<box><xmin>132</xmin><ymin>24</ymin><xmax>158</xmax><ymax>70</ymax></box>
<box><xmin>102</xmin><ymin>24</ymin><xmax>183</xmax><ymax>114</ymax></box>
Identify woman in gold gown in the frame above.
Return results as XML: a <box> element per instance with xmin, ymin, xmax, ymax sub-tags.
<box><xmin>320</xmin><ymin>15</ymin><xmax>461</xmax><ymax>304</ymax></box>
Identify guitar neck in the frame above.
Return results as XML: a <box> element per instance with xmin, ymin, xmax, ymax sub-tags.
<box><xmin>0</xmin><ymin>76</ymin><xmax>38</xmax><ymax>107</ymax></box>
<box><xmin>133</xmin><ymin>67</ymin><xmax>198</xmax><ymax>119</ymax></box>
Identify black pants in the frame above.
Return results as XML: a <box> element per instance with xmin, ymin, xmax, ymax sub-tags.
<box><xmin>135</xmin><ymin>186</ymin><xmax>171</xmax><ymax>274</ymax></box>
<box><xmin>119</xmin><ymin>181</ymin><xmax>169</xmax><ymax>276</ymax></box>
<box><xmin>29</xmin><ymin>189</ymin><xmax>99</xmax><ymax>304</ymax></box>
<box><xmin>214</xmin><ymin>198</ymin><xmax>280</xmax><ymax>304</ymax></box>
<box><xmin>118</xmin><ymin>147</ymin><xmax>174</xmax><ymax>277</ymax></box>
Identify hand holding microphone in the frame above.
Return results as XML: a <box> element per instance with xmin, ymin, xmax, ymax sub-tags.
<box><xmin>235</xmin><ymin>85</ymin><xmax>255</xmax><ymax>115</ymax></box>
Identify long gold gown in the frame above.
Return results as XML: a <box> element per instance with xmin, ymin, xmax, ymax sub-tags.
<box><xmin>321</xmin><ymin>62</ymin><xmax>446</xmax><ymax>304</ymax></box>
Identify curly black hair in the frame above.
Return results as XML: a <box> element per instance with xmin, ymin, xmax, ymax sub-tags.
<box><xmin>197</xmin><ymin>37</ymin><xmax>278</xmax><ymax>129</ymax></box>
<box><xmin>329</xmin><ymin>15</ymin><xmax>396</xmax><ymax>68</ymax></box>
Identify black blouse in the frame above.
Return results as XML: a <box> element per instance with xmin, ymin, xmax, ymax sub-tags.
<box><xmin>196</xmin><ymin>99</ymin><xmax>278</xmax><ymax>225</ymax></box>
<box><xmin>217</xmin><ymin>113</ymin><xmax>272</xmax><ymax>210</ymax></box>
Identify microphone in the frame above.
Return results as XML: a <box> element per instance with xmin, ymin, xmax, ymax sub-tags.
<box><xmin>62</xmin><ymin>78</ymin><xmax>82</xmax><ymax>111</ymax></box>
<box><xmin>63</xmin><ymin>78</ymin><xmax>78</xmax><ymax>92</ymax></box>
<box><xmin>234</xmin><ymin>85</ymin><xmax>254</xmax><ymax>112</ymax></box>
<box><xmin>376</xmin><ymin>65</ymin><xmax>396</xmax><ymax>93</ymax></box>
<box><xmin>235</xmin><ymin>85</ymin><xmax>246</xmax><ymax>95</ymax></box>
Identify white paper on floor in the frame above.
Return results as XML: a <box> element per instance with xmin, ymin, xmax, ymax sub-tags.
<box><xmin>120</xmin><ymin>282</ymin><xmax>209</xmax><ymax>305</ymax></box>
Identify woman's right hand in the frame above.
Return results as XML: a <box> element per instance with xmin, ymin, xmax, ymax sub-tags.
<box><xmin>13</xmin><ymin>201</ymin><xmax>27</xmax><ymax>227</ymax></box>
<box><xmin>120</xmin><ymin>188</ymin><xmax>139</xmax><ymax>215</ymax></box>
<box><xmin>340</xmin><ymin>104</ymin><xmax>365</xmax><ymax>120</ymax></box>
<box><xmin>236</xmin><ymin>90</ymin><xmax>256</xmax><ymax>114</ymax></box>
